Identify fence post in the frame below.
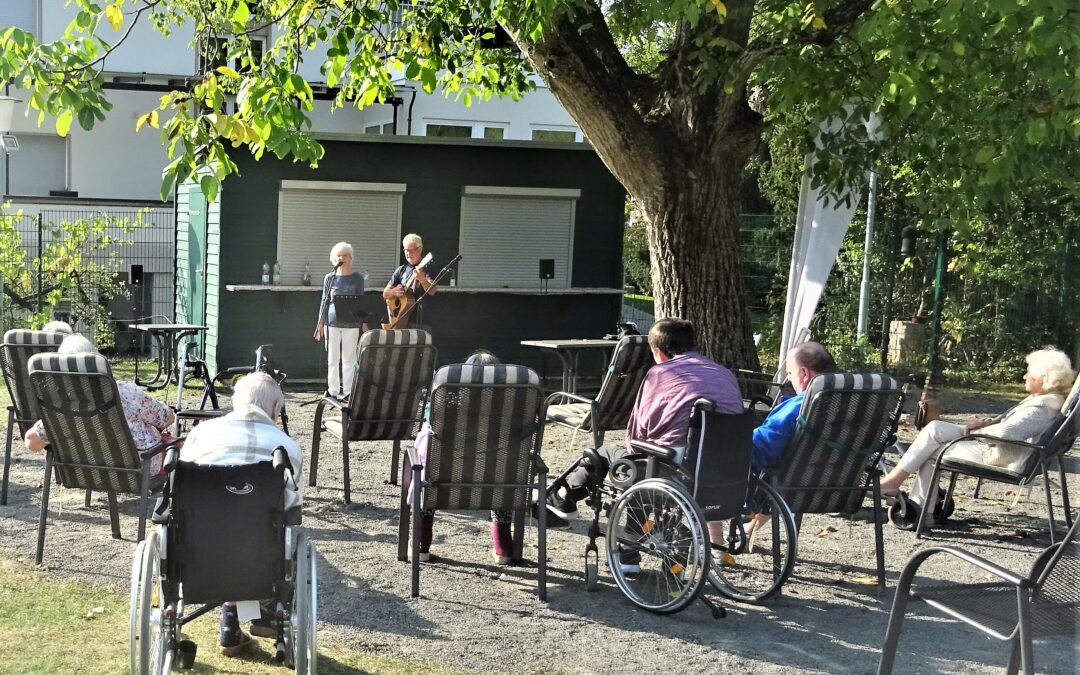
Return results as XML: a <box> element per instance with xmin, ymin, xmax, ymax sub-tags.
<box><xmin>35</xmin><ymin>213</ymin><xmax>42</xmax><ymax>315</ymax></box>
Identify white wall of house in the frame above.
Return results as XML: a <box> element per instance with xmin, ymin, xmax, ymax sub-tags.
<box><xmin>39</xmin><ymin>3</ymin><xmax>198</xmax><ymax>77</ymax></box>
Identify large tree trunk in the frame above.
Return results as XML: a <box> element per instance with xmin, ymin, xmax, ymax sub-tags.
<box><xmin>645</xmin><ymin>163</ymin><xmax>759</xmax><ymax>369</ymax></box>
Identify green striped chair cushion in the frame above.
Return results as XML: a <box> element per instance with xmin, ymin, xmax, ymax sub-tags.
<box><xmin>28</xmin><ymin>352</ymin><xmax>143</xmax><ymax>494</ymax></box>
<box><xmin>341</xmin><ymin>329</ymin><xmax>435</xmax><ymax>441</ymax></box>
<box><xmin>424</xmin><ymin>364</ymin><xmax>544</xmax><ymax>512</ymax></box>
<box><xmin>2</xmin><ymin>329</ymin><xmax>65</xmax><ymax>432</ymax></box>
<box><xmin>773</xmin><ymin>372</ymin><xmax>902</xmax><ymax>514</ymax></box>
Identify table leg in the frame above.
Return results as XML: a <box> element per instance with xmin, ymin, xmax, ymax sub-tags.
<box><xmin>551</xmin><ymin>349</ymin><xmax>572</xmax><ymax>393</ymax></box>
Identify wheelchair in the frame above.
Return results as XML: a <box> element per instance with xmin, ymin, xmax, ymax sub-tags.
<box><xmin>175</xmin><ymin>343</ymin><xmax>290</xmax><ymax>435</ymax></box>
<box><xmin>129</xmin><ymin>447</ymin><xmax>316</xmax><ymax>673</ymax></box>
<box><xmin>553</xmin><ymin>400</ymin><xmax>797</xmax><ymax>616</ymax></box>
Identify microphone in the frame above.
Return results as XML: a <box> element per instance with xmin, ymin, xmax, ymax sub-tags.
<box><xmin>439</xmin><ymin>254</ymin><xmax>463</xmax><ymax>274</ymax></box>
<box><xmin>332</xmin><ymin>260</ymin><xmax>344</xmax><ymax>270</ymax></box>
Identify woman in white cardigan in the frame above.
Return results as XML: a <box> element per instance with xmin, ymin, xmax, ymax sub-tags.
<box><xmin>879</xmin><ymin>348</ymin><xmax>1075</xmax><ymax>518</ymax></box>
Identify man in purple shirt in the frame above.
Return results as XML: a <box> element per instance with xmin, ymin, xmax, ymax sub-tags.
<box><xmin>543</xmin><ymin>318</ymin><xmax>743</xmax><ymax>530</ymax></box>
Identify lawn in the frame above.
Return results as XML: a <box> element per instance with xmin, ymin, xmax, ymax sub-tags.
<box><xmin>0</xmin><ymin>557</ymin><xmax>462</xmax><ymax>675</ymax></box>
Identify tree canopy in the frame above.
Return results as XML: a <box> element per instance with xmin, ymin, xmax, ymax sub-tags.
<box><xmin>3</xmin><ymin>0</ymin><xmax>1078</xmax><ymax>364</ymax></box>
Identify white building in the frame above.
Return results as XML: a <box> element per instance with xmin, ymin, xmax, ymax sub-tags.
<box><xmin>1</xmin><ymin>1</ymin><xmax>583</xmax><ymax>202</ymax></box>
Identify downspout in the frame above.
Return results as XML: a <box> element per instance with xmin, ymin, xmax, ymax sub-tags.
<box><xmin>407</xmin><ymin>87</ymin><xmax>418</xmax><ymax>135</ymax></box>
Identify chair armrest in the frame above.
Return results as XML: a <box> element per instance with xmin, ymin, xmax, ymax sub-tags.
<box><xmin>899</xmin><ymin>545</ymin><xmax>1031</xmax><ymax>590</ymax></box>
<box><xmin>322</xmin><ymin>395</ymin><xmax>348</xmax><ymax>411</ymax></box>
<box><xmin>140</xmin><ymin>436</ymin><xmax>183</xmax><ymax>462</ymax></box>
<box><xmin>629</xmin><ymin>439</ymin><xmax>676</xmax><ymax>461</ymax></box>
<box><xmin>941</xmin><ymin>433</ymin><xmax>1041</xmax><ymax>456</ymax></box>
<box><xmin>544</xmin><ymin>390</ymin><xmax>595</xmax><ymax>408</ymax></box>
<box><xmin>532</xmin><ymin>455</ymin><xmax>549</xmax><ymax>474</ymax></box>
<box><xmin>175</xmin><ymin>409</ymin><xmax>227</xmax><ymax>421</ymax></box>
<box><xmin>406</xmin><ymin>443</ymin><xmax>422</xmax><ymax>468</ymax></box>
<box><xmin>748</xmin><ymin>395</ymin><xmax>774</xmax><ymax>410</ymax></box>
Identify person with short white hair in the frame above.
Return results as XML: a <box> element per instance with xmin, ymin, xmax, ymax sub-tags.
<box><xmin>42</xmin><ymin>320</ymin><xmax>73</xmax><ymax>335</ymax></box>
<box><xmin>314</xmin><ymin>241</ymin><xmax>367</xmax><ymax>398</ymax></box>
<box><xmin>880</xmin><ymin>347</ymin><xmax>1076</xmax><ymax>518</ymax></box>
<box><xmin>23</xmin><ymin>335</ymin><xmax>176</xmax><ymax>473</ymax></box>
<box><xmin>179</xmin><ymin>371</ymin><xmax>303</xmax><ymax>656</ymax></box>
<box><xmin>383</xmin><ymin>232</ymin><xmax>437</xmax><ymax>328</ymax></box>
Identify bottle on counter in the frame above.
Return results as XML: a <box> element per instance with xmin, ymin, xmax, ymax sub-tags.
<box><xmin>273</xmin><ymin>261</ymin><xmax>282</xmax><ymax>285</ymax></box>
<box><xmin>302</xmin><ymin>262</ymin><xmax>312</xmax><ymax>286</ymax></box>
<box><xmin>261</xmin><ymin>261</ymin><xmax>270</xmax><ymax>285</ymax></box>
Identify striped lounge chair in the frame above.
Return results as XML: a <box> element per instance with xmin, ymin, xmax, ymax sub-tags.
<box><xmin>770</xmin><ymin>373</ymin><xmax>904</xmax><ymax>588</ymax></box>
<box><xmin>29</xmin><ymin>352</ymin><xmax>178</xmax><ymax>564</ymax></box>
<box><xmin>544</xmin><ymin>335</ymin><xmax>652</xmax><ymax>448</ymax></box>
<box><xmin>399</xmin><ymin>363</ymin><xmax>549</xmax><ymax>600</ymax></box>
<box><xmin>309</xmin><ymin>329</ymin><xmax>436</xmax><ymax>504</ymax></box>
<box><xmin>1</xmin><ymin>329</ymin><xmax>66</xmax><ymax>505</ymax></box>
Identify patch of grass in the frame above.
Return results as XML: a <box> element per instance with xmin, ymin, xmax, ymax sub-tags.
<box><xmin>0</xmin><ymin>557</ymin><xmax>465</xmax><ymax>674</ymax></box>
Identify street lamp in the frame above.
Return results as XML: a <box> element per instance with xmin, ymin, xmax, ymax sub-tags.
<box><xmin>0</xmin><ymin>96</ymin><xmax>21</xmax><ymax>197</ymax></box>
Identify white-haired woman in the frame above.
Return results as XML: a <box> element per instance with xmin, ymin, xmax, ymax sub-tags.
<box><xmin>880</xmin><ymin>347</ymin><xmax>1076</xmax><ymax>517</ymax></box>
<box><xmin>314</xmin><ymin>241</ymin><xmax>367</xmax><ymax>398</ymax></box>
<box><xmin>23</xmin><ymin>335</ymin><xmax>176</xmax><ymax>473</ymax></box>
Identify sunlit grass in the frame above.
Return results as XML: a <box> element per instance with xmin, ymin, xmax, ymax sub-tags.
<box><xmin>0</xmin><ymin>557</ymin><xmax>465</xmax><ymax>674</ymax></box>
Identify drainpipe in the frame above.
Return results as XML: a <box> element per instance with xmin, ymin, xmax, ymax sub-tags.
<box><xmin>407</xmin><ymin>87</ymin><xmax>418</xmax><ymax>135</ymax></box>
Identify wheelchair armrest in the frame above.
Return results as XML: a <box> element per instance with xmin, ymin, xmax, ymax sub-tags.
<box><xmin>322</xmin><ymin>395</ymin><xmax>348</xmax><ymax>411</ymax></box>
<box><xmin>273</xmin><ymin>446</ymin><xmax>289</xmax><ymax>474</ymax></box>
<box><xmin>544</xmin><ymin>390</ymin><xmax>595</xmax><ymax>407</ymax></box>
<box><xmin>141</xmin><ymin>436</ymin><xmax>183</xmax><ymax>463</ymax></box>
<box><xmin>629</xmin><ymin>439</ymin><xmax>677</xmax><ymax>461</ymax></box>
<box><xmin>160</xmin><ymin>447</ymin><xmax>180</xmax><ymax>475</ymax></box>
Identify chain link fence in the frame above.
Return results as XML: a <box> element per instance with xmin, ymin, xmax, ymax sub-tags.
<box><xmin>0</xmin><ymin>205</ymin><xmax>175</xmax><ymax>355</ymax></box>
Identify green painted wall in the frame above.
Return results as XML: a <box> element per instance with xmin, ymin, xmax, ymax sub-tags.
<box><xmin>209</xmin><ymin>138</ymin><xmax>626</xmax><ymax>379</ymax></box>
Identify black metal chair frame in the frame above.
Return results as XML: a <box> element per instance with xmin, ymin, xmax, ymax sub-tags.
<box><xmin>878</xmin><ymin>513</ymin><xmax>1080</xmax><ymax>675</ymax></box>
<box><xmin>544</xmin><ymin>335</ymin><xmax>652</xmax><ymax>448</ymax></box>
<box><xmin>914</xmin><ymin>394</ymin><xmax>1079</xmax><ymax>542</ymax></box>
<box><xmin>31</xmin><ymin>365</ymin><xmax>179</xmax><ymax>564</ymax></box>
<box><xmin>309</xmin><ymin>336</ymin><xmax>436</xmax><ymax>504</ymax></box>
<box><xmin>398</xmin><ymin>377</ymin><xmax>549</xmax><ymax>601</ymax></box>
<box><xmin>769</xmin><ymin>374</ymin><xmax>904</xmax><ymax>589</ymax></box>
<box><xmin>1</xmin><ymin>330</ymin><xmax>64</xmax><ymax>505</ymax></box>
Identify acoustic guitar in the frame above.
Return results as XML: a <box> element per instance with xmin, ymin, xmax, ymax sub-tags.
<box><xmin>383</xmin><ymin>252</ymin><xmax>433</xmax><ymax>329</ymax></box>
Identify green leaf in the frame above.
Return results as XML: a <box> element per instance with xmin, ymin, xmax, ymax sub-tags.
<box><xmin>55</xmin><ymin>110</ymin><xmax>73</xmax><ymax>137</ymax></box>
<box><xmin>231</xmin><ymin>1</ymin><xmax>250</xmax><ymax>27</ymax></box>
<box><xmin>200</xmin><ymin>174</ymin><xmax>220</xmax><ymax>202</ymax></box>
<box><xmin>974</xmin><ymin>146</ymin><xmax>995</xmax><ymax>163</ymax></box>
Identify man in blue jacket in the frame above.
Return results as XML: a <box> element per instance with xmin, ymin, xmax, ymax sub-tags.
<box><xmin>751</xmin><ymin>341</ymin><xmax>837</xmax><ymax>471</ymax></box>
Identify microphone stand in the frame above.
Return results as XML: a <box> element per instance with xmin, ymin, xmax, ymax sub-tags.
<box><xmin>387</xmin><ymin>254</ymin><xmax>462</xmax><ymax>329</ymax></box>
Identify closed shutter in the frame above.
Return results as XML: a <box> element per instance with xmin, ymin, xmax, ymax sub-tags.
<box><xmin>459</xmin><ymin>189</ymin><xmax>577</xmax><ymax>288</ymax></box>
<box><xmin>276</xmin><ymin>181</ymin><xmax>404</xmax><ymax>287</ymax></box>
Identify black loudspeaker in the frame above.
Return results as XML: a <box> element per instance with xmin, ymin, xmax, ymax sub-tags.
<box><xmin>130</xmin><ymin>264</ymin><xmax>144</xmax><ymax>286</ymax></box>
<box><xmin>539</xmin><ymin>259</ymin><xmax>555</xmax><ymax>280</ymax></box>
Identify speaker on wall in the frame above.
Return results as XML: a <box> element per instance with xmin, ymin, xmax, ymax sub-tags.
<box><xmin>538</xmin><ymin>259</ymin><xmax>555</xmax><ymax>280</ymax></box>
<box><xmin>130</xmin><ymin>264</ymin><xmax>144</xmax><ymax>286</ymax></box>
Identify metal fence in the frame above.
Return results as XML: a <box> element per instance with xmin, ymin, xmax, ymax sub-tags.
<box><xmin>621</xmin><ymin>213</ymin><xmax>1079</xmax><ymax>378</ymax></box>
<box><xmin>0</xmin><ymin>205</ymin><xmax>175</xmax><ymax>354</ymax></box>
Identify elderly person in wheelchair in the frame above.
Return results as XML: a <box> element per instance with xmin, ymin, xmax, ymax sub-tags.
<box><xmin>177</xmin><ymin>371</ymin><xmax>305</xmax><ymax>658</ymax></box>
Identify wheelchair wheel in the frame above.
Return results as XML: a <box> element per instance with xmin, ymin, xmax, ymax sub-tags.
<box><xmin>129</xmin><ymin>530</ymin><xmax>168</xmax><ymax>675</ymax></box>
<box><xmin>888</xmin><ymin>493</ymin><xmax>919</xmax><ymax>531</ymax></box>
<box><xmin>289</xmin><ymin>534</ymin><xmax>317</xmax><ymax>675</ymax></box>
<box><xmin>606</xmin><ymin>479</ymin><xmax>710</xmax><ymax>615</ymax></box>
<box><xmin>708</xmin><ymin>481</ymin><xmax>796</xmax><ymax>604</ymax></box>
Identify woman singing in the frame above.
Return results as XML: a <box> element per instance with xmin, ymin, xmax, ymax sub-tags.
<box><xmin>314</xmin><ymin>242</ymin><xmax>366</xmax><ymax>398</ymax></box>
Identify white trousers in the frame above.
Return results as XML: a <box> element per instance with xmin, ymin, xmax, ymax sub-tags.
<box><xmin>327</xmin><ymin>326</ymin><xmax>360</xmax><ymax>396</ymax></box>
<box><xmin>897</xmin><ymin>420</ymin><xmax>984</xmax><ymax>509</ymax></box>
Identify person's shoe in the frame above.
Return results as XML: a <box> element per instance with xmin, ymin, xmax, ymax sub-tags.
<box><xmin>491</xmin><ymin>520</ymin><xmax>514</xmax><ymax>565</ymax></box>
<box><xmin>617</xmin><ymin>547</ymin><xmax>641</xmax><ymax>577</ymax></box>
<box><xmin>545</xmin><ymin>492</ymin><xmax>580</xmax><ymax>521</ymax></box>
<box><xmin>249</xmin><ymin>617</ymin><xmax>277</xmax><ymax>639</ymax></box>
<box><xmin>219</xmin><ymin>605</ymin><xmax>253</xmax><ymax>657</ymax></box>
<box><xmin>531</xmin><ymin>501</ymin><xmax>570</xmax><ymax>529</ymax></box>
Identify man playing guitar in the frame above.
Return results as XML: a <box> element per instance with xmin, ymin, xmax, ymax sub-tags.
<box><xmin>383</xmin><ymin>233</ymin><xmax>437</xmax><ymax>328</ymax></box>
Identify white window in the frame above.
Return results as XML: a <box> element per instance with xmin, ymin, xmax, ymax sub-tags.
<box><xmin>531</xmin><ymin>126</ymin><xmax>582</xmax><ymax>143</ymax></box>
<box><xmin>364</xmin><ymin>122</ymin><xmax>396</xmax><ymax>135</ymax></box>
<box><xmin>457</xmin><ymin>186</ymin><xmax>579</xmax><ymax>289</ymax></box>
<box><xmin>9</xmin><ymin>134</ymin><xmax>67</xmax><ymax>196</ymax></box>
<box><xmin>276</xmin><ymin>180</ymin><xmax>405</xmax><ymax>287</ymax></box>
<box><xmin>424</xmin><ymin>120</ymin><xmax>508</xmax><ymax>140</ymax></box>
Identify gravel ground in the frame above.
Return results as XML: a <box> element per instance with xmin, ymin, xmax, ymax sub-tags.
<box><xmin>1</xmin><ymin>384</ymin><xmax>1077</xmax><ymax>674</ymax></box>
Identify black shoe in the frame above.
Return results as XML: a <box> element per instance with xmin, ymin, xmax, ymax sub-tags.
<box><xmin>219</xmin><ymin>605</ymin><xmax>252</xmax><ymax>656</ymax></box>
<box><xmin>532</xmin><ymin>501</ymin><xmax>570</xmax><ymax>529</ymax></box>
<box><xmin>545</xmin><ymin>492</ymin><xmax>580</xmax><ymax>521</ymax></box>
